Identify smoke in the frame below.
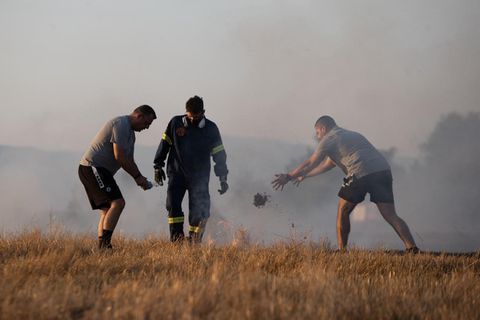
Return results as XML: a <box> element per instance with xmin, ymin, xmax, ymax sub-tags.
<box><xmin>0</xmin><ymin>1</ymin><xmax>479</xmax><ymax>251</ymax></box>
<box><xmin>1</xmin><ymin>112</ymin><xmax>478</xmax><ymax>251</ymax></box>
<box><xmin>395</xmin><ymin>112</ymin><xmax>480</xmax><ymax>251</ymax></box>
<box><xmin>1</xmin><ymin>1</ymin><xmax>479</xmax><ymax>156</ymax></box>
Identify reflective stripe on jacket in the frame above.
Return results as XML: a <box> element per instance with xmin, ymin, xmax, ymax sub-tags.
<box><xmin>154</xmin><ymin>115</ymin><xmax>228</xmax><ymax>179</ymax></box>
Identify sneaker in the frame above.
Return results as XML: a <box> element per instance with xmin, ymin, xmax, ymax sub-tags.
<box><xmin>405</xmin><ymin>246</ymin><xmax>420</xmax><ymax>254</ymax></box>
<box><xmin>98</xmin><ymin>243</ymin><xmax>113</xmax><ymax>251</ymax></box>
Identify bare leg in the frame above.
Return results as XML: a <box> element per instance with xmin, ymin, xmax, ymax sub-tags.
<box><xmin>336</xmin><ymin>198</ymin><xmax>357</xmax><ymax>250</ymax></box>
<box><xmin>98</xmin><ymin>209</ymin><xmax>108</xmax><ymax>237</ymax></box>
<box><xmin>103</xmin><ymin>198</ymin><xmax>126</xmax><ymax>231</ymax></box>
<box><xmin>376</xmin><ymin>202</ymin><xmax>417</xmax><ymax>249</ymax></box>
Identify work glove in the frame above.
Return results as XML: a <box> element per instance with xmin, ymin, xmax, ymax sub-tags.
<box><xmin>154</xmin><ymin>168</ymin><xmax>166</xmax><ymax>186</ymax></box>
<box><xmin>218</xmin><ymin>176</ymin><xmax>229</xmax><ymax>195</ymax></box>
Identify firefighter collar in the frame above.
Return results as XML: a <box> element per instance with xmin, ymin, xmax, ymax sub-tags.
<box><xmin>182</xmin><ymin>115</ymin><xmax>206</xmax><ymax>129</ymax></box>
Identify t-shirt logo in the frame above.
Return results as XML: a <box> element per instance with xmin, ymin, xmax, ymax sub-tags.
<box><xmin>342</xmin><ymin>174</ymin><xmax>355</xmax><ymax>188</ymax></box>
<box><xmin>176</xmin><ymin>127</ymin><xmax>186</xmax><ymax>137</ymax></box>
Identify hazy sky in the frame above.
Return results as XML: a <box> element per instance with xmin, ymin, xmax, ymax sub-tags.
<box><xmin>1</xmin><ymin>0</ymin><xmax>479</xmax><ymax>156</ymax></box>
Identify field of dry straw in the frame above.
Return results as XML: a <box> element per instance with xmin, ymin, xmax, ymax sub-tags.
<box><xmin>0</xmin><ymin>229</ymin><xmax>479</xmax><ymax>319</ymax></box>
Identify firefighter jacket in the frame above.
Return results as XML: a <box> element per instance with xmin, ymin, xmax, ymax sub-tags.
<box><xmin>154</xmin><ymin>115</ymin><xmax>228</xmax><ymax>180</ymax></box>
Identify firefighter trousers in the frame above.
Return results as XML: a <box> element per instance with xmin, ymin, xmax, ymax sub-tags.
<box><xmin>166</xmin><ymin>174</ymin><xmax>210</xmax><ymax>242</ymax></box>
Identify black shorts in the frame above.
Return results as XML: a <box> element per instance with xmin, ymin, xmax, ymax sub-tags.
<box><xmin>337</xmin><ymin>170</ymin><xmax>394</xmax><ymax>204</ymax></box>
<box><xmin>78</xmin><ymin>165</ymin><xmax>123</xmax><ymax>210</ymax></box>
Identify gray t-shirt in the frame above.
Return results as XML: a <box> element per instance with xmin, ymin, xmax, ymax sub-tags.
<box><xmin>79</xmin><ymin>115</ymin><xmax>135</xmax><ymax>175</ymax></box>
<box><xmin>314</xmin><ymin>126</ymin><xmax>390</xmax><ymax>178</ymax></box>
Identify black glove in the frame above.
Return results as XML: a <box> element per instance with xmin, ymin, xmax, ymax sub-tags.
<box><xmin>218</xmin><ymin>176</ymin><xmax>228</xmax><ymax>195</ymax></box>
<box><xmin>154</xmin><ymin>168</ymin><xmax>166</xmax><ymax>186</ymax></box>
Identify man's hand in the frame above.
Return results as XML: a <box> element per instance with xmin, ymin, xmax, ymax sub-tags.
<box><xmin>154</xmin><ymin>168</ymin><xmax>166</xmax><ymax>186</ymax></box>
<box><xmin>271</xmin><ymin>173</ymin><xmax>293</xmax><ymax>191</ymax></box>
<box><xmin>293</xmin><ymin>175</ymin><xmax>305</xmax><ymax>187</ymax></box>
<box><xmin>135</xmin><ymin>175</ymin><xmax>150</xmax><ymax>190</ymax></box>
<box><xmin>218</xmin><ymin>176</ymin><xmax>228</xmax><ymax>195</ymax></box>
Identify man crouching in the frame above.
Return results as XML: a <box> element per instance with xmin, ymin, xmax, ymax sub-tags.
<box><xmin>78</xmin><ymin>105</ymin><xmax>156</xmax><ymax>249</ymax></box>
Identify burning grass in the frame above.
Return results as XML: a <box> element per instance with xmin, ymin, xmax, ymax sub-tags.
<box><xmin>0</xmin><ymin>229</ymin><xmax>479</xmax><ymax>319</ymax></box>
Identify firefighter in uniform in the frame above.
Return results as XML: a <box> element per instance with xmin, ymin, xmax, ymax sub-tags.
<box><xmin>153</xmin><ymin>96</ymin><xmax>228</xmax><ymax>243</ymax></box>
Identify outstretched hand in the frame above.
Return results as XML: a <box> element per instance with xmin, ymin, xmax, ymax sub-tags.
<box><xmin>292</xmin><ymin>175</ymin><xmax>305</xmax><ymax>187</ymax></box>
<box><xmin>271</xmin><ymin>173</ymin><xmax>292</xmax><ymax>191</ymax></box>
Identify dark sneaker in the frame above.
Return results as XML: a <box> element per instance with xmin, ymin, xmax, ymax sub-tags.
<box><xmin>98</xmin><ymin>243</ymin><xmax>113</xmax><ymax>251</ymax></box>
<box><xmin>405</xmin><ymin>246</ymin><xmax>420</xmax><ymax>254</ymax></box>
<box><xmin>98</xmin><ymin>237</ymin><xmax>113</xmax><ymax>250</ymax></box>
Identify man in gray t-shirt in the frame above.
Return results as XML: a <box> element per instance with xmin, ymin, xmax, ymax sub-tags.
<box><xmin>272</xmin><ymin>116</ymin><xmax>418</xmax><ymax>253</ymax></box>
<box><xmin>313</xmin><ymin>126</ymin><xmax>391</xmax><ymax>179</ymax></box>
<box><xmin>78</xmin><ymin>105</ymin><xmax>156</xmax><ymax>249</ymax></box>
<box><xmin>80</xmin><ymin>115</ymin><xmax>136</xmax><ymax>175</ymax></box>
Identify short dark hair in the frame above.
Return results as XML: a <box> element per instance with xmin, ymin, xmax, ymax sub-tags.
<box><xmin>315</xmin><ymin>116</ymin><xmax>336</xmax><ymax>130</ymax></box>
<box><xmin>185</xmin><ymin>96</ymin><xmax>204</xmax><ymax>114</ymax></box>
<box><xmin>134</xmin><ymin>105</ymin><xmax>157</xmax><ymax>119</ymax></box>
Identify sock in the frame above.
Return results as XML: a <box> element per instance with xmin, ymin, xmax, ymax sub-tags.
<box><xmin>102</xmin><ymin>229</ymin><xmax>113</xmax><ymax>248</ymax></box>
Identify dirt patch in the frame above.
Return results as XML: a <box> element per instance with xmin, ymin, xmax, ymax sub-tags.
<box><xmin>253</xmin><ymin>193</ymin><xmax>271</xmax><ymax>208</ymax></box>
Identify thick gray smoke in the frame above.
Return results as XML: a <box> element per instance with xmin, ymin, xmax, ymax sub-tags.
<box><xmin>1</xmin><ymin>1</ymin><xmax>479</xmax><ymax>251</ymax></box>
<box><xmin>395</xmin><ymin>112</ymin><xmax>480</xmax><ymax>251</ymax></box>
<box><xmin>0</xmin><ymin>112</ymin><xmax>478</xmax><ymax>251</ymax></box>
<box><xmin>1</xmin><ymin>1</ymin><xmax>479</xmax><ymax>155</ymax></box>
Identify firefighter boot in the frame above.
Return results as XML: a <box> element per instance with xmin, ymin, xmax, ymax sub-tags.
<box><xmin>168</xmin><ymin>216</ymin><xmax>185</xmax><ymax>242</ymax></box>
<box><xmin>188</xmin><ymin>219</ymin><xmax>207</xmax><ymax>244</ymax></box>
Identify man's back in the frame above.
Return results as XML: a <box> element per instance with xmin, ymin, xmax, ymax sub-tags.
<box><xmin>80</xmin><ymin>115</ymin><xmax>135</xmax><ymax>175</ymax></box>
<box><xmin>316</xmin><ymin>126</ymin><xmax>390</xmax><ymax>178</ymax></box>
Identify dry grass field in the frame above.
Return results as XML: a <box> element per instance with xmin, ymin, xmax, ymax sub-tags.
<box><xmin>0</xmin><ymin>229</ymin><xmax>479</xmax><ymax>320</ymax></box>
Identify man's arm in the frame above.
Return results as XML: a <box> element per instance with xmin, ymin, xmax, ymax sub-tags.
<box><xmin>272</xmin><ymin>146</ymin><xmax>327</xmax><ymax>191</ymax></box>
<box><xmin>287</xmin><ymin>152</ymin><xmax>325</xmax><ymax>178</ymax></box>
<box><xmin>304</xmin><ymin>156</ymin><xmax>336</xmax><ymax>178</ymax></box>
<box><xmin>113</xmin><ymin>143</ymin><xmax>149</xmax><ymax>189</ymax></box>
<box><xmin>211</xmin><ymin>123</ymin><xmax>228</xmax><ymax>194</ymax></box>
<box><xmin>293</xmin><ymin>156</ymin><xmax>336</xmax><ymax>186</ymax></box>
<box><xmin>153</xmin><ymin>121</ymin><xmax>173</xmax><ymax>169</ymax></box>
<box><xmin>152</xmin><ymin>121</ymin><xmax>174</xmax><ymax>185</ymax></box>
<box><xmin>272</xmin><ymin>151</ymin><xmax>324</xmax><ymax>190</ymax></box>
<box><xmin>282</xmin><ymin>149</ymin><xmax>327</xmax><ymax>181</ymax></box>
